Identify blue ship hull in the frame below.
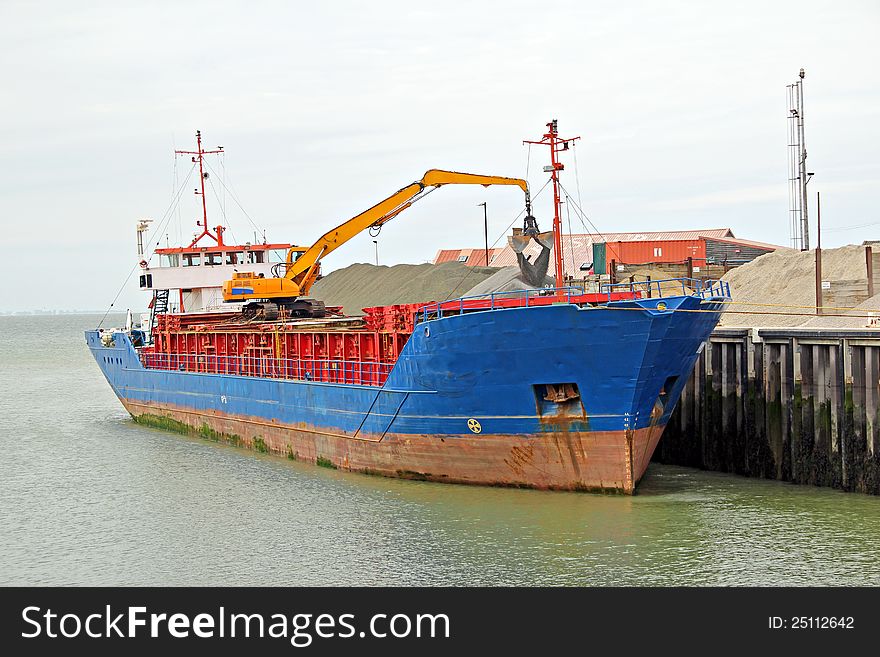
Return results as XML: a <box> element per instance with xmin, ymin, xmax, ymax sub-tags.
<box><xmin>87</xmin><ymin>294</ymin><xmax>726</xmax><ymax>492</ymax></box>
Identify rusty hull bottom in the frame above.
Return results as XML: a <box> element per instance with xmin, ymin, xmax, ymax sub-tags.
<box><xmin>122</xmin><ymin>400</ymin><xmax>666</xmax><ymax>494</ymax></box>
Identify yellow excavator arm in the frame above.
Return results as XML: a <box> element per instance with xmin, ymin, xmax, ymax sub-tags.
<box><xmin>222</xmin><ymin>169</ymin><xmax>530</xmax><ymax>304</ymax></box>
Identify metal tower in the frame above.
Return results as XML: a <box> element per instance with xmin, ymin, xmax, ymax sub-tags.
<box><xmin>524</xmin><ymin>120</ymin><xmax>580</xmax><ymax>286</ymax></box>
<box><xmin>787</xmin><ymin>69</ymin><xmax>813</xmax><ymax>251</ymax></box>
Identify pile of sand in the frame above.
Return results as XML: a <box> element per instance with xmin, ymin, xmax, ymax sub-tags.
<box><xmin>310</xmin><ymin>262</ymin><xmax>497</xmax><ymax>315</ymax></box>
<box><xmin>720</xmin><ymin>245</ymin><xmax>872</xmax><ymax>328</ymax></box>
<box><xmin>311</xmin><ymin>246</ymin><xmax>879</xmax><ymax>329</ymax></box>
<box><xmin>464</xmin><ymin>266</ymin><xmax>554</xmax><ymax>296</ymax></box>
<box><xmin>800</xmin><ymin>292</ymin><xmax>880</xmax><ymax>329</ymax></box>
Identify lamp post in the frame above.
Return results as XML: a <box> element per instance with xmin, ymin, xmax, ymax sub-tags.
<box><xmin>804</xmin><ymin>170</ymin><xmax>815</xmax><ymax>251</ymax></box>
<box><xmin>372</xmin><ymin>240</ymin><xmax>378</xmax><ymax>266</ymax></box>
<box><xmin>478</xmin><ymin>202</ymin><xmax>488</xmax><ymax>266</ymax></box>
<box><xmin>815</xmin><ymin>191</ymin><xmax>822</xmax><ymax>314</ymax></box>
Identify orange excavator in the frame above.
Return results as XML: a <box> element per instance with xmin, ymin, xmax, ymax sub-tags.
<box><xmin>222</xmin><ymin>169</ymin><xmax>536</xmax><ymax>317</ymax></box>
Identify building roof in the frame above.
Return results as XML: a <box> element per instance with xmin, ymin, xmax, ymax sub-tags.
<box><xmin>433</xmin><ymin>248</ymin><xmax>503</xmax><ymax>267</ymax></box>
<box><xmin>702</xmin><ymin>235</ymin><xmax>788</xmax><ymax>251</ymax></box>
<box><xmin>490</xmin><ymin>234</ymin><xmax>598</xmax><ymax>270</ymax></box>
<box><xmin>590</xmin><ymin>228</ymin><xmax>735</xmax><ymax>242</ymax></box>
<box><xmin>489</xmin><ymin>228</ymin><xmax>776</xmax><ymax>270</ymax></box>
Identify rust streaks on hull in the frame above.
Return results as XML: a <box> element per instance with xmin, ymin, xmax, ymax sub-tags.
<box><xmin>504</xmin><ymin>442</ymin><xmax>535</xmax><ymax>476</ymax></box>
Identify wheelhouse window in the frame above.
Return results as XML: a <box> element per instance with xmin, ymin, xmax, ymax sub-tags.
<box><xmin>182</xmin><ymin>253</ymin><xmax>201</xmax><ymax>267</ymax></box>
<box><xmin>206</xmin><ymin>252</ymin><xmax>222</xmax><ymax>266</ymax></box>
<box><xmin>162</xmin><ymin>254</ymin><xmax>180</xmax><ymax>267</ymax></box>
<box><xmin>269</xmin><ymin>249</ymin><xmax>286</xmax><ymax>263</ymax></box>
<box><xmin>226</xmin><ymin>251</ymin><xmax>242</xmax><ymax>265</ymax></box>
<box><xmin>246</xmin><ymin>251</ymin><xmax>265</xmax><ymax>264</ymax></box>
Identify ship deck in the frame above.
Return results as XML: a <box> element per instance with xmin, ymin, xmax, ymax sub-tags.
<box><xmin>137</xmin><ymin>280</ymin><xmax>730</xmax><ymax>387</ymax></box>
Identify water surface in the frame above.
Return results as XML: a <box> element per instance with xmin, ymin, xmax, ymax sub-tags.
<box><xmin>1</xmin><ymin>315</ymin><xmax>878</xmax><ymax>586</ymax></box>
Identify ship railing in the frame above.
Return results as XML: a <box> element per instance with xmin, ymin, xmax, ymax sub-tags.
<box><xmin>414</xmin><ymin>279</ymin><xmax>732</xmax><ymax>323</ymax></box>
<box><xmin>600</xmin><ymin>278</ymin><xmax>731</xmax><ymax>301</ymax></box>
<box><xmin>415</xmin><ymin>286</ymin><xmax>587</xmax><ymax>323</ymax></box>
<box><xmin>138</xmin><ymin>352</ymin><xmax>394</xmax><ymax>387</ymax></box>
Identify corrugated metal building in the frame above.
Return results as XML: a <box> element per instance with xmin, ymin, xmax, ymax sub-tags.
<box><xmin>466</xmin><ymin>228</ymin><xmax>784</xmax><ymax>277</ymax></box>
<box><xmin>490</xmin><ymin>228</ymin><xmax>737</xmax><ymax>272</ymax></box>
<box><xmin>702</xmin><ymin>236</ymin><xmax>784</xmax><ymax>265</ymax></box>
<box><xmin>602</xmin><ymin>239</ymin><xmax>705</xmax><ymax>266</ymax></box>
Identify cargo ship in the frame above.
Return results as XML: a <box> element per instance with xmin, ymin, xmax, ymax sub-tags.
<box><xmin>87</xmin><ymin>123</ymin><xmax>730</xmax><ymax>493</ymax></box>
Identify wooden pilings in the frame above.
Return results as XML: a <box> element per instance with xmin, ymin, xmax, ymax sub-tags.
<box><xmin>657</xmin><ymin>328</ymin><xmax>880</xmax><ymax>494</ymax></box>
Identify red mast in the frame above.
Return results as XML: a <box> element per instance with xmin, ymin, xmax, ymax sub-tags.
<box><xmin>524</xmin><ymin>120</ymin><xmax>580</xmax><ymax>287</ymax></box>
<box><xmin>176</xmin><ymin>130</ymin><xmax>225</xmax><ymax>247</ymax></box>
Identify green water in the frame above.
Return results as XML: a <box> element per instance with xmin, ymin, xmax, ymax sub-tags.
<box><xmin>1</xmin><ymin>315</ymin><xmax>878</xmax><ymax>586</ymax></box>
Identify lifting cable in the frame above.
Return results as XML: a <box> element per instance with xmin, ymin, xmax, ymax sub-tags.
<box><xmin>97</xmin><ymin>163</ymin><xmax>197</xmax><ymax>329</ymax></box>
<box><xmin>203</xmin><ymin>158</ymin><xmax>265</xmax><ymax>240</ymax></box>
<box><xmin>557</xmin><ymin>180</ymin><xmax>624</xmax><ymax>265</ymax></box>
<box><xmin>368</xmin><ymin>186</ymin><xmax>440</xmax><ymax>239</ymax></box>
<box><xmin>569</xmin><ymin>143</ymin><xmax>589</xmax><ymax>272</ymax></box>
<box><xmin>206</xmin><ymin>174</ymin><xmax>240</xmax><ymax>246</ymax></box>
<box><xmin>564</xmin><ymin>192</ymin><xmax>576</xmax><ymax>276</ymax></box>
<box><xmin>553</xmin><ymin>175</ymin><xmax>877</xmax><ymax>318</ymax></box>
<box><xmin>525</xmin><ymin>143</ymin><xmax>532</xmax><ymax>185</ymax></box>
<box><xmin>145</xmin><ymin>163</ymin><xmax>198</xmax><ymax>267</ymax></box>
<box><xmin>572</xmin><ymin>142</ymin><xmax>585</xmax><ymax>214</ymax></box>
<box><xmin>171</xmin><ymin>145</ymin><xmax>182</xmax><ymax>247</ymax></box>
<box><xmin>443</xmin><ymin>178</ymin><xmax>554</xmax><ymax>301</ymax></box>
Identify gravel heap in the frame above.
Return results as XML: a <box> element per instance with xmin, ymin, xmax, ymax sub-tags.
<box><xmin>310</xmin><ymin>262</ymin><xmax>497</xmax><ymax>315</ymax></box>
<box><xmin>463</xmin><ymin>266</ymin><xmax>554</xmax><ymax>296</ymax></box>
<box><xmin>720</xmin><ymin>245</ymin><xmax>873</xmax><ymax>328</ymax></box>
<box><xmin>311</xmin><ymin>245</ymin><xmax>879</xmax><ymax>329</ymax></box>
<box><xmin>800</xmin><ymin>292</ymin><xmax>880</xmax><ymax>329</ymax></box>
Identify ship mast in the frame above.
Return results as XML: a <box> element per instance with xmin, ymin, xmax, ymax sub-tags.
<box><xmin>524</xmin><ymin>120</ymin><xmax>580</xmax><ymax>287</ymax></box>
<box><xmin>175</xmin><ymin>130</ymin><xmax>225</xmax><ymax>247</ymax></box>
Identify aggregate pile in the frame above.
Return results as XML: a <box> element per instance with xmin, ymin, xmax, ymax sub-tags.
<box><xmin>312</xmin><ymin>245</ymin><xmax>880</xmax><ymax>329</ymax></box>
<box><xmin>310</xmin><ymin>262</ymin><xmax>497</xmax><ymax>315</ymax></box>
<box><xmin>800</xmin><ymin>292</ymin><xmax>880</xmax><ymax>329</ymax></box>
<box><xmin>720</xmin><ymin>245</ymin><xmax>875</xmax><ymax>328</ymax></box>
<box><xmin>463</xmin><ymin>266</ymin><xmax>554</xmax><ymax>296</ymax></box>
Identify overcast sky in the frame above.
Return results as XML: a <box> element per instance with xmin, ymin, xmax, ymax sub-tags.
<box><xmin>1</xmin><ymin>0</ymin><xmax>878</xmax><ymax>311</ymax></box>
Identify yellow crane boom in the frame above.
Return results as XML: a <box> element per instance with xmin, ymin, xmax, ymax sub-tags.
<box><xmin>222</xmin><ymin>169</ymin><xmax>530</xmax><ymax>305</ymax></box>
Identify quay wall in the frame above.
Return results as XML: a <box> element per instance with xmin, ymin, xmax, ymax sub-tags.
<box><xmin>655</xmin><ymin>328</ymin><xmax>880</xmax><ymax>494</ymax></box>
